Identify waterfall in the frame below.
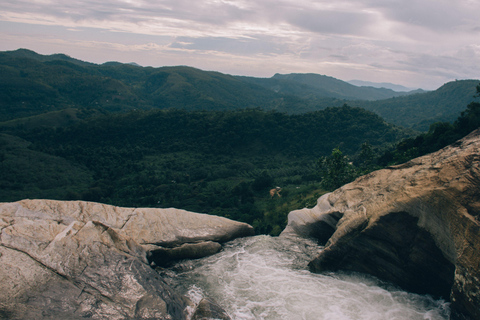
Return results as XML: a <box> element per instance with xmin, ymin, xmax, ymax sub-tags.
<box><xmin>173</xmin><ymin>235</ymin><xmax>450</xmax><ymax>320</ymax></box>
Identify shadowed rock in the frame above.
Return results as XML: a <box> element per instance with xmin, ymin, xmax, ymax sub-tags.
<box><xmin>282</xmin><ymin>129</ymin><xmax>480</xmax><ymax>320</ymax></box>
<box><xmin>192</xmin><ymin>298</ymin><xmax>232</xmax><ymax>320</ymax></box>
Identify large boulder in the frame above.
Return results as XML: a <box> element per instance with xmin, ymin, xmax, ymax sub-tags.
<box><xmin>0</xmin><ymin>200</ymin><xmax>252</xmax><ymax>319</ymax></box>
<box><xmin>281</xmin><ymin>129</ymin><xmax>480</xmax><ymax>320</ymax></box>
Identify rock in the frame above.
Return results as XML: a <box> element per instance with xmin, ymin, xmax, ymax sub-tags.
<box><xmin>280</xmin><ymin>193</ymin><xmax>342</xmax><ymax>244</ymax></box>
<box><xmin>282</xmin><ymin>129</ymin><xmax>480</xmax><ymax>320</ymax></box>
<box><xmin>0</xmin><ymin>200</ymin><xmax>253</xmax><ymax>319</ymax></box>
<box><xmin>191</xmin><ymin>298</ymin><xmax>232</xmax><ymax>320</ymax></box>
<box><xmin>148</xmin><ymin>241</ymin><xmax>223</xmax><ymax>267</ymax></box>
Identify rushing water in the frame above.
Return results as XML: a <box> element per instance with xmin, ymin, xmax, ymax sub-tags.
<box><xmin>172</xmin><ymin>235</ymin><xmax>450</xmax><ymax>320</ymax></box>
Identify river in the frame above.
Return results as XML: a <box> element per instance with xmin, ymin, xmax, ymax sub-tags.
<box><xmin>172</xmin><ymin>235</ymin><xmax>450</xmax><ymax>320</ymax></box>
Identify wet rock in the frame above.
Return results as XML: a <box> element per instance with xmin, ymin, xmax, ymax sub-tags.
<box><xmin>282</xmin><ymin>129</ymin><xmax>480</xmax><ymax>320</ymax></box>
<box><xmin>192</xmin><ymin>298</ymin><xmax>232</xmax><ymax>320</ymax></box>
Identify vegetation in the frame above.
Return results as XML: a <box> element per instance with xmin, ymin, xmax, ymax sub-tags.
<box><xmin>1</xmin><ymin>49</ymin><xmax>478</xmax><ymax>131</ymax></box>
<box><xmin>1</xmin><ymin>106</ymin><xmax>407</xmax><ymax>235</ymax></box>
<box><xmin>379</xmin><ymin>102</ymin><xmax>480</xmax><ymax>165</ymax></box>
<box><xmin>350</xmin><ymin>80</ymin><xmax>480</xmax><ymax>131</ymax></box>
<box><xmin>1</xmin><ymin>48</ymin><xmax>479</xmax><ymax>235</ymax></box>
<box><xmin>376</xmin><ymin>85</ymin><xmax>480</xmax><ymax>166</ymax></box>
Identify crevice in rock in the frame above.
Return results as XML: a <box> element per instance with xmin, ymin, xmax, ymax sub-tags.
<box><xmin>119</xmin><ymin>211</ymin><xmax>137</xmax><ymax>229</ymax></box>
<box><xmin>147</xmin><ymin>241</ymin><xmax>222</xmax><ymax>267</ymax></box>
<box><xmin>0</xmin><ymin>243</ymin><xmax>72</xmax><ymax>284</ymax></box>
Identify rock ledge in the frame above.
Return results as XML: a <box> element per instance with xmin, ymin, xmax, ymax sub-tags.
<box><xmin>0</xmin><ymin>200</ymin><xmax>252</xmax><ymax>319</ymax></box>
<box><xmin>282</xmin><ymin>129</ymin><xmax>480</xmax><ymax>320</ymax></box>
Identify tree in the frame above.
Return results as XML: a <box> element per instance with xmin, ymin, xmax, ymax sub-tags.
<box><xmin>455</xmin><ymin>102</ymin><xmax>480</xmax><ymax>136</ymax></box>
<box><xmin>317</xmin><ymin>148</ymin><xmax>357</xmax><ymax>191</ymax></box>
<box><xmin>355</xmin><ymin>142</ymin><xmax>376</xmax><ymax>172</ymax></box>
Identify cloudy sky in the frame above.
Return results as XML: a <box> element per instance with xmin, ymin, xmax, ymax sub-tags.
<box><xmin>1</xmin><ymin>0</ymin><xmax>479</xmax><ymax>89</ymax></box>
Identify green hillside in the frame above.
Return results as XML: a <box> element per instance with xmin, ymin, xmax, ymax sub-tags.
<box><xmin>268</xmin><ymin>73</ymin><xmax>417</xmax><ymax>100</ymax></box>
<box><xmin>1</xmin><ymin>106</ymin><xmax>408</xmax><ymax>234</ymax></box>
<box><xmin>2</xmin><ymin>49</ymin><xmax>478</xmax><ymax>130</ymax></box>
<box><xmin>350</xmin><ymin>80</ymin><xmax>480</xmax><ymax>130</ymax></box>
<box><xmin>0</xmin><ymin>49</ymin><xmax>306</xmax><ymax>121</ymax></box>
<box><xmin>1</xmin><ymin>48</ymin><xmax>478</xmax><ymax>234</ymax></box>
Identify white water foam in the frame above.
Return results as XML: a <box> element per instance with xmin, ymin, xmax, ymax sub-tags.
<box><xmin>175</xmin><ymin>235</ymin><xmax>450</xmax><ymax>320</ymax></box>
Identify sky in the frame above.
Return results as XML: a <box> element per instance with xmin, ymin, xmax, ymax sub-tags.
<box><xmin>0</xmin><ymin>0</ymin><xmax>479</xmax><ymax>90</ymax></box>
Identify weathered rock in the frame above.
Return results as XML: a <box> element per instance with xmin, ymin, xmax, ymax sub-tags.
<box><xmin>191</xmin><ymin>298</ymin><xmax>232</xmax><ymax>320</ymax></box>
<box><xmin>0</xmin><ymin>200</ymin><xmax>253</xmax><ymax>319</ymax></box>
<box><xmin>282</xmin><ymin>129</ymin><xmax>480</xmax><ymax>320</ymax></box>
<box><xmin>148</xmin><ymin>241</ymin><xmax>223</xmax><ymax>267</ymax></box>
<box><xmin>281</xmin><ymin>193</ymin><xmax>343</xmax><ymax>243</ymax></box>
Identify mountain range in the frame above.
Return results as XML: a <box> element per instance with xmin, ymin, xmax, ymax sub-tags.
<box><xmin>0</xmin><ymin>48</ymin><xmax>478</xmax><ymax>130</ymax></box>
<box><xmin>346</xmin><ymin>80</ymin><xmax>418</xmax><ymax>92</ymax></box>
<box><xmin>1</xmin><ymin>48</ymin><xmax>479</xmax><ymax>236</ymax></box>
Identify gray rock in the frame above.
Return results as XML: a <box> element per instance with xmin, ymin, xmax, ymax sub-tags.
<box><xmin>282</xmin><ymin>128</ymin><xmax>480</xmax><ymax>320</ymax></box>
<box><xmin>280</xmin><ymin>193</ymin><xmax>343</xmax><ymax>244</ymax></box>
<box><xmin>191</xmin><ymin>298</ymin><xmax>232</xmax><ymax>320</ymax></box>
<box><xmin>0</xmin><ymin>200</ymin><xmax>253</xmax><ymax>319</ymax></box>
<box><xmin>148</xmin><ymin>241</ymin><xmax>223</xmax><ymax>267</ymax></box>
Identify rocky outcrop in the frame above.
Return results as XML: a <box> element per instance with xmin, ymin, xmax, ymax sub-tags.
<box><xmin>0</xmin><ymin>200</ymin><xmax>252</xmax><ymax>319</ymax></box>
<box><xmin>281</xmin><ymin>129</ymin><xmax>480</xmax><ymax>320</ymax></box>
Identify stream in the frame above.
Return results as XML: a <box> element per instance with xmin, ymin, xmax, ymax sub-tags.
<box><xmin>172</xmin><ymin>235</ymin><xmax>450</xmax><ymax>320</ymax></box>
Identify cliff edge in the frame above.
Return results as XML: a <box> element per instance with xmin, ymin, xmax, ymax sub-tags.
<box><xmin>282</xmin><ymin>128</ymin><xmax>480</xmax><ymax>320</ymax></box>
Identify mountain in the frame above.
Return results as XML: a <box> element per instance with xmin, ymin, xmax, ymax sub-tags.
<box><xmin>238</xmin><ymin>73</ymin><xmax>418</xmax><ymax>101</ymax></box>
<box><xmin>349</xmin><ymin>80</ymin><xmax>480</xmax><ymax>131</ymax></box>
<box><xmin>347</xmin><ymin>80</ymin><xmax>421</xmax><ymax>92</ymax></box>
<box><xmin>0</xmin><ymin>49</ymin><xmax>478</xmax><ymax>130</ymax></box>
<box><xmin>0</xmin><ymin>49</ymin><xmax>312</xmax><ymax>121</ymax></box>
<box><xmin>5</xmin><ymin>48</ymin><xmax>95</xmax><ymax>67</ymax></box>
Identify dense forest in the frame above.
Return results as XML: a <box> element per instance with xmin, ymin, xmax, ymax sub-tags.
<box><xmin>349</xmin><ymin>80</ymin><xmax>480</xmax><ymax>131</ymax></box>
<box><xmin>1</xmin><ymin>105</ymin><xmax>409</xmax><ymax>234</ymax></box>
<box><xmin>1</xmin><ymin>49</ymin><xmax>479</xmax><ymax>235</ymax></box>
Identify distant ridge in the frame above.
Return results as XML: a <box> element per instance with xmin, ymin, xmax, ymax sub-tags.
<box><xmin>0</xmin><ymin>49</ymin><xmax>478</xmax><ymax>130</ymax></box>
<box><xmin>347</xmin><ymin>79</ymin><xmax>422</xmax><ymax>92</ymax></box>
<box><xmin>6</xmin><ymin>48</ymin><xmax>95</xmax><ymax>67</ymax></box>
<box><xmin>238</xmin><ymin>73</ymin><xmax>418</xmax><ymax>102</ymax></box>
<box><xmin>349</xmin><ymin>79</ymin><xmax>480</xmax><ymax>131</ymax></box>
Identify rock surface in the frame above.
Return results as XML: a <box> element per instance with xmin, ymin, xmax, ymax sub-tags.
<box><xmin>0</xmin><ymin>200</ymin><xmax>253</xmax><ymax>319</ymax></box>
<box><xmin>281</xmin><ymin>129</ymin><xmax>480</xmax><ymax>320</ymax></box>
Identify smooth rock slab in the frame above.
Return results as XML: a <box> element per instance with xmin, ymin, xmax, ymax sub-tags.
<box><xmin>0</xmin><ymin>200</ymin><xmax>254</xmax><ymax>319</ymax></box>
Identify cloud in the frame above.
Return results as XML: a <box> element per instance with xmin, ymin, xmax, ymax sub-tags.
<box><xmin>0</xmin><ymin>0</ymin><xmax>479</xmax><ymax>89</ymax></box>
<box><xmin>366</xmin><ymin>0</ymin><xmax>480</xmax><ymax>34</ymax></box>
<box><xmin>286</xmin><ymin>9</ymin><xmax>373</xmax><ymax>35</ymax></box>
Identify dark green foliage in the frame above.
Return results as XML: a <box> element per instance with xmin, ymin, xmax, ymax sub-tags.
<box><xmin>349</xmin><ymin>80</ymin><xmax>479</xmax><ymax>131</ymax></box>
<box><xmin>317</xmin><ymin>148</ymin><xmax>357</xmax><ymax>191</ymax></box>
<box><xmin>0</xmin><ymin>134</ymin><xmax>92</xmax><ymax>200</ymax></box>
<box><xmin>377</xmin><ymin>90</ymin><xmax>480</xmax><ymax>166</ymax></box>
<box><xmin>1</xmin><ymin>106</ymin><xmax>407</xmax><ymax>234</ymax></box>
<box><xmin>1</xmin><ymin>49</ymin><xmax>478</xmax><ymax>132</ymax></box>
<box><xmin>455</xmin><ymin>102</ymin><xmax>480</xmax><ymax>137</ymax></box>
<box><xmin>2</xmin><ymin>48</ymin><xmax>477</xmax><ymax>234</ymax></box>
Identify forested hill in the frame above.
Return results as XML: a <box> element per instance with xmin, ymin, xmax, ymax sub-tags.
<box><xmin>0</xmin><ymin>106</ymin><xmax>408</xmax><ymax>233</ymax></box>
<box><xmin>350</xmin><ymin>80</ymin><xmax>480</xmax><ymax>131</ymax></box>
<box><xmin>2</xmin><ymin>48</ymin><xmax>478</xmax><ymax>130</ymax></box>
<box><xmin>0</xmin><ymin>49</ymin><xmax>294</xmax><ymax>121</ymax></box>
<box><xmin>239</xmin><ymin>73</ymin><xmax>421</xmax><ymax>101</ymax></box>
